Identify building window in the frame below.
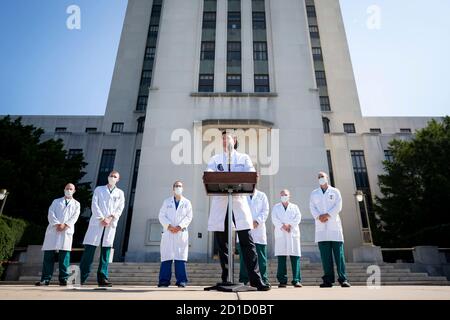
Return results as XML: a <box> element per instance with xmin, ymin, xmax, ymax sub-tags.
<box><xmin>137</xmin><ymin>117</ymin><xmax>145</xmax><ymax>133</ymax></box>
<box><xmin>309</xmin><ymin>25</ymin><xmax>319</xmax><ymax>38</ymax></box>
<box><xmin>145</xmin><ymin>47</ymin><xmax>156</xmax><ymax>60</ymax></box>
<box><xmin>151</xmin><ymin>4</ymin><xmax>162</xmax><ymax>16</ymax></box>
<box><xmin>227</xmin><ymin>42</ymin><xmax>241</xmax><ymax>63</ymax></box>
<box><xmin>370</xmin><ymin>128</ymin><xmax>382</xmax><ymax>134</ymax></box>
<box><xmin>228</xmin><ymin>12</ymin><xmax>241</xmax><ymax>29</ymax></box>
<box><xmin>326</xmin><ymin>150</ymin><xmax>335</xmax><ymax>187</ymax></box>
<box><xmin>254</xmin><ymin>74</ymin><xmax>269</xmax><ymax>92</ymax></box>
<box><xmin>203</xmin><ymin>12</ymin><xmax>216</xmax><ymax>29</ymax></box>
<box><xmin>148</xmin><ymin>25</ymin><xmax>159</xmax><ymax>37</ymax></box>
<box><xmin>350</xmin><ymin>150</ymin><xmax>372</xmax><ymax>229</ymax></box>
<box><xmin>201</xmin><ymin>41</ymin><xmax>215</xmax><ymax>60</ymax></box>
<box><xmin>253</xmin><ymin>42</ymin><xmax>268</xmax><ymax>61</ymax></box>
<box><xmin>55</xmin><ymin>127</ymin><xmax>67</xmax><ymax>133</ymax></box>
<box><xmin>111</xmin><ymin>122</ymin><xmax>124</xmax><ymax>133</ymax></box>
<box><xmin>140</xmin><ymin>70</ymin><xmax>152</xmax><ymax>87</ymax></box>
<box><xmin>136</xmin><ymin>96</ymin><xmax>148</xmax><ymax>111</ymax></box>
<box><xmin>67</xmin><ymin>149</ymin><xmax>83</xmax><ymax>159</ymax></box>
<box><xmin>199</xmin><ymin>74</ymin><xmax>214</xmax><ymax>92</ymax></box>
<box><xmin>322</xmin><ymin>117</ymin><xmax>330</xmax><ymax>134</ymax></box>
<box><xmin>252</xmin><ymin>12</ymin><xmax>266</xmax><ymax>29</ymax></box>
<box><xmin>384</xmin><ymin>150</ymin><xmax>394</xmax><ymax>162</ymax></box>
<box><xmin>122</xmin><ymin>149</ymin><xmax>141</xmax><ymax>255</ymax></box>
<box><xmin>96</xmin><ymin>149</ymin><xmax>116</xmax><ymax>186</ymax></box>
<box><xmin>227</xmin><ymin>74</ymin><xmax>241</xmax><ymax>92</ymax></box>
<box><xmin>306</xmin><ymin>5</ymin><xmax>317</xmax><ymax>18</ymax></box>
<box><xmin>85</xmin><ymin>127</ymin><xmax>97</xmax><ymax>133</ymax></box>
<box><xmin>312</xmin><ymin>47</ymin><xmax>322</xmax><ymax>60</ymax></box>
<box><xmin>400</xmin><ymin>128</ymin><xmax>412</xmax><ymax>133</ymax></box>
<box><xmin>320</xmin><ymin>96</ymin><xmax>331</xmax><ymax>111</ymax></box>
<box><xmin>315</xmin><ymin>71</ymin><xmax>327</xmax><ymax>86</ymax></box>
<box><xmin>343</xmin><ymin>123</ymin><xmax>356</xmax><ymax>134</ymax></box>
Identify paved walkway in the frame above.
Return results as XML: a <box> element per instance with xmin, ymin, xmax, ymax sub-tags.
<box><xmin>0</xmin><ymin>285</ymin><xmax>449</xmax><ymax>300</ymax></box>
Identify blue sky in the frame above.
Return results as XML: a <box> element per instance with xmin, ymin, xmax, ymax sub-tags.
<box><xmin>0</xmin><ymin>0</ymin><xmax>448</xmax><ymax>117</ymax></box>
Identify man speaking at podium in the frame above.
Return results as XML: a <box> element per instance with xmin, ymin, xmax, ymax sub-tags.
<box><xmin>206</xmin><ymin>131</ymin><xmax>270</xmax><ymax>291</ymax></box>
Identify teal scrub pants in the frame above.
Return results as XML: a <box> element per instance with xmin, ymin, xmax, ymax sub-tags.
<box><xmin>80</xmin><ymin>229</ymin><xmax>111</xmax><ymax>284</ymax></box>
<box><xmin>237</xmin><ymin>243</ymin><xmax>269</xmax><ymax>285</ymax></box>
<box><xmin>40</xmin><ymin>250</ymin><xmax>70</xmax><ymax>282</ymax></box>
<box><xmin>277</xmin><ymin>255</ymin><xmax>301</xmax><ymax>284</ymax></box>
<box><xmin>318</xmin><ymin>241</ymin><xmax>348</xmax><ymax>284</ymax></box>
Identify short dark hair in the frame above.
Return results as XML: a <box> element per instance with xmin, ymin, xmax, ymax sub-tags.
<box><xmin>222</xmin><ymin>130</ymin><xmax>238</xmax><ymax>149</ymax></box>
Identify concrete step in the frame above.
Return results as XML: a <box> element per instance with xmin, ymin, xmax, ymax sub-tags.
<box><xmin>18</xmin><ymin>275</ymin><xmax>448</xmax><ymax>282</ymax></box>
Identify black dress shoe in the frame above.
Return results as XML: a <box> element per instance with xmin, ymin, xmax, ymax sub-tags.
<box><xmin>98</xmin><ymin>280</ymin><xmax>113</xmax><ymax>287</ymax></box>
<box><xmin>59</xmin><ymin>280</ymin><xmax>68</xmax><ymax>286</ymax></box>
<box><xmin>158</xmin><ymin>284</ymin><xmax>169</xmax><ymax>287</ymax></box>
<box><xmin>257</xmin><ymin>284</ymin><xmax>271</xmax><ymax>291</ymax></box>
<box><xmin>278</xmin><ymin>283</ymin><xmax>287</xmax><ymax>288</ymax></box>
<box><xmin>319</xmin><ymin>282</ymin><xmax>333</xmax><ymax>288</ymax></box>
<box><xmin>35</xmin><ymin>280</ymin><xmax>50</xmax><ymax>286</ymax></box>
<box><xmin>293</xmin><ymin>282</ymin><xmax>303</xmax><ymax>288</ymax></box>
<box><xmin>340</xmin><ymin>281</ymin><xmax>351</xmax><ymax>288</ymax></box>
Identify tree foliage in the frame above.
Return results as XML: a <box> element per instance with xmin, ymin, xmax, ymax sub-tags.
<box><xmin>374</xmin><ymin>116</ymin><xmax>450</xmax><ymax>247</ymax></box>
<box><xmin>0</xmin><ymin>116</ymin><xmax>92</xmax><ymax>245</ymax></box>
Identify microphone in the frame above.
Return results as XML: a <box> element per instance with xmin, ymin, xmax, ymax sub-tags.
<box><xmin>227</xmin><ymin>137</ymin><xmax>234</xmax><ymax>172</ymax></box>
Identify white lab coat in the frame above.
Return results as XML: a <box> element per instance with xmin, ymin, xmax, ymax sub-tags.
<box><xmin>272</xmin><ymin>202</ymin><xmax>302</xmax><ymax>257</ymax></box>
<box><xmin>83</xmin><ymin>185</ymin><xmax>125</xmax><ymax>247</ymax></box>
<box><xmin>206</xmin><ymin>150</ymin><xmax>255</xmax><ymax>231</ymax></box>
<box><xmin>309</xmin><ymin>186</ymin><xmax>344</xmax><ymax>243</ymax></box>
<box><xmin>42</xmin><ymin>197</ymin><xmax>80</xmax><ymax>251</ymax></box>
<box><xmin>237</xmin><ymin>189</ymin><xmax>270</xmax><ymax>245</ymax></box>
<box><xmin>159</xmin><ymin>196</ymin><xmax>193</xmax><ymax>262</ymax></box>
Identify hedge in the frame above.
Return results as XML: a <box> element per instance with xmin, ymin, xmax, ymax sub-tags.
<box><xmin>0</xmin><ymin>215</ymin><xmax>28</xmax><ymax>278</ymax></box>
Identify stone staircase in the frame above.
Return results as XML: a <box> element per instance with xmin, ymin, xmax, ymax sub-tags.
<box><xmin>9</xmin><ymin>259</ymin><xmax>450</xmax><ymax>286</ymax></box>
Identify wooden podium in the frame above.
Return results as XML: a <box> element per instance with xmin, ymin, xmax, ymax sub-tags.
<box><xmin>203</xmin><ymin>172</ymin><xmax>258</xmax><ymax>292</ymax></box>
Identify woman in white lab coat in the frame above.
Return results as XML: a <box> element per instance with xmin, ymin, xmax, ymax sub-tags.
<box><xmin>272</xmin><ymin>189</ymin><xmax>303</xmax><ymax>288</ymax></box>
<box><xmin>36</xmin><ymin>183</ymin><xmax>80</xmax><ymax>286</ymax></box>
<box><xmin>158</xmin><ymin>181</ymin><xmax>193</xmax><ymax>287</ymax></box>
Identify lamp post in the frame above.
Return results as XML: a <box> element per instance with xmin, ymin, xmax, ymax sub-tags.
<box><xmin>0</xmin><ymin>189</ymin><xmax>9</xmax><ymax>216</ymax></box>
<box><xmin>355</xmin><ymin>190</ymin><xmax>373</xmax><ymax>245</ymax></box>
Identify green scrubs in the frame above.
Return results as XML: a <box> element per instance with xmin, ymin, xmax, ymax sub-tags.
<box><xmin>318</xmin><ymin>241</ymin><xmax>348</xmax><ymax>284</ymax></box>
<box><xmin>79</xmin><ymin>229</ymin><xmax>111</xmax><ymax>284</ymax></box>
<box><xmin>276</xmin><ymin>255</ymin><xmax>301</xmax><ymax>285</ymax></box>
<box><xmin>237</xmin><ymin>243</ymin><xmax>269</xmax><ymax>285</ymax></box>
<box><xmin>40</xmin><ymin>250</ymin><xmax>70</xmax><ymax>282</ymax></box>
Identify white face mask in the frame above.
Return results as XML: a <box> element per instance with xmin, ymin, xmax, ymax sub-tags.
<box><xmin>108</xmin><ymin>176</ymin><xmax>118</xmax><ymax>186</ymax></box>
<box><xmin>64</xmin><ymin>190</ymin><xmax>74</xmax><ymax>198</ymax></box>
<box><xmin>281</xmin><ymin>195</ymin><xmax>289</xmax><ymax>203</ymax></box>
<box><xmin>174</xmin><ymin>187</ymin><xmax>183</xmax><ymax>196</ymax></box>
<box><xmin>319</xmin><ymin>177</ymin><xmax>328</xmax><ymax>186</ymax></box>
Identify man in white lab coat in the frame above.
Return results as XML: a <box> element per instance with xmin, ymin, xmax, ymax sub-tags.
<box><xmin>158</xmin><ymin>181</ymin><xmax>193</xmax><ymax>288</ymax></box>
<box><xmin>206</xmin><ymin>132</ymin><xmax>270</xmax><ymax>291</ymax></box>
<box><xmin>309</xmin><ymin>172</ymin><xmax>351</xmax><ymax>288</ymax></box>
<box><xmin>35</xmin><ymin>183</ymin><xmax>80</xmax><ymax>286</ymax></box>
<box><xmin>272</xmin><ymin>189</ymin><xmax>302</xmax><ymax>288</ymax></box>
<box><xmin>237</xmin><ymin>188</ymin><xmax>270</xmax><ymax>286</ymax></box>
<box><xmin>79</xmin><ymin>170</ymin><xmax>125</xmax><ymax>287</ymax></box>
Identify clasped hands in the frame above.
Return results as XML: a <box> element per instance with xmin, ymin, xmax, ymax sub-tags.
<box><xmin>100</xmin><ymin>216</ymin><xmax>114</xmax><ymax>227</ymax></box>
<box><xmin>319</xmin><ymin>213</ymin><xmax>331</xmax><ymax>223</ymax></box>
<box><xmin>55</xmin><ymin>224</ymin><xmax>69</xmax><ymax>232</ymax></box>
<box><xmin>168</xmin><ymin>224</ymin><xmax>183</xmax><ymax>234</ymax></box>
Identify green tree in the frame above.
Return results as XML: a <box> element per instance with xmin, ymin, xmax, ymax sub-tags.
<box><xmin>0</xmin><ymin>116</ymin><xmax>92</xmax><ymax>245</ymax></box>
<box><xmin>374</xmin><ymin>116</ymin><xmax>450</xmax><ymax>247</ymax></box>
